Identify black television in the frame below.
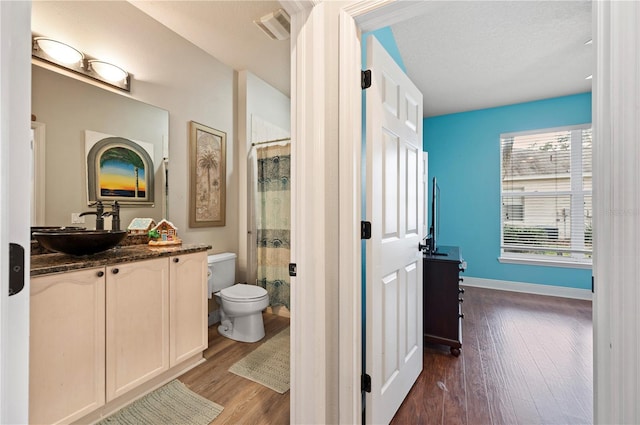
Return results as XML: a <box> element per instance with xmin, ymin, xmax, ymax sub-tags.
<box><xmin>428</xmin><ymin>177</ymin><xmax>441</xmax><ymax>255</ymax></box>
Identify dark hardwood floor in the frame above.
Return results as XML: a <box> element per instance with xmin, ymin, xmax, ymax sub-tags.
<box><xmin>391</xmin><ymin>286</ymin><xmax>593</xmax><ymax>425</ymax></box>
<box><xmin>178</xmin><ymin>313</ymin><xmax>290</xmax><ymax>425</ymax></box>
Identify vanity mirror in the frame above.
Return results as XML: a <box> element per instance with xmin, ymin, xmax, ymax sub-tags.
<box><xmin>31</xmin><ymin>64</ymin><xmax>169</xmax><ymax>229</ymax></box>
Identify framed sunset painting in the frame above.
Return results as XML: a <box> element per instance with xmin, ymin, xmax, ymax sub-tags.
<box><xmin>86</xmin><ymin>131</ymin><xmax>155</xmax><ymax>205</ymax></box>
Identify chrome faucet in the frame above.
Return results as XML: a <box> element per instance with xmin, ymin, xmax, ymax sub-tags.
<box><xmin>102</xmin><ymin>201</ymin><xmax>121</xmax><ymax>231</ymax></box>
<box><xmin>79</xmin><ymin>201</ymin><xmax>105</xmax><ymax>230</ymax></box>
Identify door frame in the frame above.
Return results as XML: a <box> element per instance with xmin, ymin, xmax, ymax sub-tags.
<box><xmin>0</xmin><ymin>1</ymin><xmax>32</xmax><ymax>423</ymax></box>
<box><xmin>31</xmin><ymin>121</ymin><xmax>46</xmax><ymax>225</ymax></box>
<box><xmin>284</xmin><ymin>1</ymin><xmax>430</xmax><ymax>422</ymax></box>
<box><xmin>336</xmin><ymin>2</ymin><xmax>436</xmax><ymax>423</ymax></box>
<box><xmin>333</xmin><ymin>1</ymin><xmax>620</xmax><ymax>424</ymax></box>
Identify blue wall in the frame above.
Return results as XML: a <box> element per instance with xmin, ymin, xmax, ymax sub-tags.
<box><xmin>424</xmin><ymin>93</ymin><xmax>592</xmax><ymax>289</ymax></box>
<box><xmin>362</xmin><ymin>27</ymin><xmax>406</xmax><ymax>72</ymax></box>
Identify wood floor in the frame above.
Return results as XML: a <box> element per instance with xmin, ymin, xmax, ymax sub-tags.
<box><xmin>178</xmin><ymin>287</ymin><xmax>591</xmax><ymax>425</ymax></box>
<box><xmin>178</xmin><ymin>313</ymin><xmax>290</xmax><ymax>425</ymax></box>
<box><xmin>391</xmin><ymin>286</ymin><xmax>593</xmax><ymax>425</ymax></box>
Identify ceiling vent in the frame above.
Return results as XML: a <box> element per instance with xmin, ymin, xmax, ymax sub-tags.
<box><xmin>254</xmin><ymin>8</ymin><xmax>290</xmax><ymax>41</ymax></box>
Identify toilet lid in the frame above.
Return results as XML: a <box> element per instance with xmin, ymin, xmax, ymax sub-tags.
<box><xmin>220</xmin><ymin>284</ymin><xmax>268</xmax><ymax>301</ymax></box>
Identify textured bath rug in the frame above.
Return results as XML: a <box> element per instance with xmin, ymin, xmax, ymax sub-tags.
<box><xmin>97</xmin><ymin>379</ymin><xmax>223</xmax><ymax>425</ymax></box>
<box><xmin>229</xmin><ymin>326</ymin><xmax>290</xmax><ymax>393</ymax></box>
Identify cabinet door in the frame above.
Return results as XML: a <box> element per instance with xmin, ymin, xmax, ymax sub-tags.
<box><xmin>30</xmin><ymin>268</ymin><xmax>105</xmax><ymax>425</ymax></box>
<box><xmin>423</xmin><ymin>259</ymin><xmax>461</xmax><ymax>344</ymax></box>
<box><xmin>169</xmin><ymin>252</ymin><xmax>208</xmax><ymax>366</ymax></box>
<box><xmin>106</xmin><ymin>257</ymin><xmax>169</xmax><ymax>401</ymax></box>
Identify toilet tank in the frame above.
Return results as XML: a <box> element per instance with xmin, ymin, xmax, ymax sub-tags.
<box><xmin>208</xmin><ymin>252</ymin><xmax>237</xmax><ymax>293</ymax></box>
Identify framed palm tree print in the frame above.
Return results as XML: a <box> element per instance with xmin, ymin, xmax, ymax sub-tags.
<box><xmin>189</xmin><ymin>121</ymin><xmax>226</xmax><ymax>227</ymax></box>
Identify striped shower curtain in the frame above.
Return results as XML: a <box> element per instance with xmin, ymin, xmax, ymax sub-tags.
<box><xmin>256</xmin><ymin>144</ymin><xmax>290</xmax><ymax>309</ymax></box>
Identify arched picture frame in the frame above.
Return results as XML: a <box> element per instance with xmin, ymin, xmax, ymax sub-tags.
<box><xmin>86</xmin><ymin>135</ymin><xmax>154</xmax><ymax>205</ymax></box>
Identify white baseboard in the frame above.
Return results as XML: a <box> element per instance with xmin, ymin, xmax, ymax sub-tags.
<box><xmin>462</xmin><ymin>276</ymin><xmax>593</xmax><ymax>301</ymax></box>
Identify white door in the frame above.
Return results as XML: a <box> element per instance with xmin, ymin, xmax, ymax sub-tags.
<box><xmin>365</xmin><ymin>36</ymin><xmax>424</xmax><ymax>424</ymax></box>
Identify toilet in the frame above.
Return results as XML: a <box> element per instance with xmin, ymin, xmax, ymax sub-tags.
<box><xmin>208</xmin><ymin>253</ymin><xmax>269</xmax><ymax>343</ymax></box>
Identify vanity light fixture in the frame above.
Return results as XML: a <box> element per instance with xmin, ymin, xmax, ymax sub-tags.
<box><xmin>88</xmin><ymin>60</ymin><xmax>128</xmax><ymax>84</ymax></box>
<box><xmin>33</xmin><ymin>37</ymin><xmax>84</xmax><ymax>66</ymax></box>
<box><xmin>32</xmin><ymin>34</ymin><xmax>131</xmax><ymax>92</ymax></box>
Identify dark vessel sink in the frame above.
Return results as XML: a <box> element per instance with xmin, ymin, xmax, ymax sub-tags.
<box><xmin>32</xmin><ymin>229</ymin><xmax>127</xmax><ymax>256</ymax></box>
<box><xmin>30</xmin><ymin>226</ymin><xmax>86</xmax><ymax>240</ymax></box>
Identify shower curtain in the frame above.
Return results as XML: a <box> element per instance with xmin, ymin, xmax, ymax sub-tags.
<box><xmin>255</xmin><ymin>143</ymin><xmax>290</xmax><ymax>309</ymax></box>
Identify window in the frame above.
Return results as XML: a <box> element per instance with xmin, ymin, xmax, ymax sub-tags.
<box><xmin>500</xmin><ymin>125</ymin><xmax>592</xmax><ymax>266</ymax></box>
<box><xmin>503</xmin><ymin>187</ymin><xmax>524</xmax><ymax>222</ymax></box>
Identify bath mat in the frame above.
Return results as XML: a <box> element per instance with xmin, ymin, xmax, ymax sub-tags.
<box><xmin>229</xmin><ymin>326</ymin><xmax>290</xmax><ymax>394</ymax></box>
<box><xmin>97</xmin><ymin>379</ymin><xmax>223</xmax><ymax>425</ymax></box>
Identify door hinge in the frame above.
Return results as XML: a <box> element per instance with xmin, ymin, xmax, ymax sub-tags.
<box><xmin>289</xmin><ymin>263</ymin><xmax>297</xmax><ymax>277</ymax></box>
<box><xmin>361</xmin><ymin>221</ymin><xmax>372</xmax><ymax>240</ymax></box>
<box><xmin>361</xmin><ymin>373</ymin><xmax>372</xmax><ymax>393</ymax></box>
<box><xmin>361</xmin><ymin>70</ymin><xmax>372</xmax><ymax>90</ymax></box>
<box><xmin>591</xmin><ymin>275</ymin><xmax>594</xmax><ymax>293</ymax></box>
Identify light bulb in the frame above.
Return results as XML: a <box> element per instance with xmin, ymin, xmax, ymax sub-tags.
<box><xmin>88</xmin><ymin>60</ymin><xmax>128</xmax><ymax>83</ymax></box>
<box><xmin>34</xmin><ymin>38</ymin><xmax>83</xmax><ymax>65</ymax></box>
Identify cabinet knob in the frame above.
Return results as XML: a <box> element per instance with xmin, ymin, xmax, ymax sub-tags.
<box><xmin>458</xmin><ymin>277</ymin><xmax>464</xmax><ymax>283</ymax></box>
<box><xmin>173</xmin><ymin>258</ymin><xmax>179</xmax><ymax>263</ymax></box>
<box><xmin>459</xmin><ymin>298</ymin><xmax>464</xmax><ymax>303</ymax></box>
<box><xmin>97</xmin><ymin>271</ymin><xmax>104</xmax><ymax>277</ymax></box>
<box><xmin>458</xmin><ymin>287</ymin><xmax>465</xmax><ymax>294</ymax></box>
<box><xmin>459</xmin><ymin>313</ymin><xmax>464</xmax><ymax>319</ymax></box>
<box><xmin>112</xmin><ymin>268</ymin><xmax>119</xmax><ymax>274</ymax></box>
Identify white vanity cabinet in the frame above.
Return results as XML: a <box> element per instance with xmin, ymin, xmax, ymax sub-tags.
<box><xmin>169</xmin><ymin>252</ymin><xmax>208</xmax><ymax>366</ymax></box>
<box><xmin>30</xmin><ymin>267</ymin><xmax>106</xmax><ymax>425</ymax></box>
<box><xmin>29</xmin><ymin>249</ymin><xmax>208</xmax><ymax>425</ymax></box>
<box><xmin>105</xmin><ymin>257</ymin><xmax>170</xmax><ymax>401</ymax></box>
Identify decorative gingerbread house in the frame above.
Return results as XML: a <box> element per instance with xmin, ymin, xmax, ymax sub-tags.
<box><xmin>127</xmin><ymin>218</ymin><xmax>157</xmax><ymax>235</ymax></box>
<box><xmin>149</xmin><ymin>219</ymin><xmax>182</xmax><ymax>246</ymax></box>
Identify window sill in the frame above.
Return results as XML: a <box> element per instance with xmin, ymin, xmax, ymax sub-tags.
<box><xmin>498</xmin><ymin>256</ymin><xmax>592</xmax><ymax>270</ymax></box>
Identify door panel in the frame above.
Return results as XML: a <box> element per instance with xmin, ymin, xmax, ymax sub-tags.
<box><xmin>365</xmin><ymin>36</ymin><xmax>424</xmax><ymax>424</ymax></box>
<box><xmin>383</xmin><ymin>131</ymin><xmax>399</xmax><ymax>236</ymax></box>
<box><xmin>106</xmin><ymin>258</ymin><xmax>169</xmax><ymax>401</ymax></box>
<box><xmin>169</xmin><ymin>252</ymin><xmax>208</xmax><ymax>366</ymax></box>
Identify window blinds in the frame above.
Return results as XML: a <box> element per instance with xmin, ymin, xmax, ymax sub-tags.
<box><xmin>500</xmin><ymin>127</ymin><xmax>592</xmax><ymax>262</ymax></box>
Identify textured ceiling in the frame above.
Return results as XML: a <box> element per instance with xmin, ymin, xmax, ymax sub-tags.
<box><xmin>391</xmin><ymin>1</ymin><xmax>593</xmax><ymax>116</ymax></box>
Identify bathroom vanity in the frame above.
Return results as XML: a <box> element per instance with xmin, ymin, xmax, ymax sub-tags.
<box><xmin>30</xmin><ymin>243</ymin><xmax>210</xmax><ymax>425</ymax></box>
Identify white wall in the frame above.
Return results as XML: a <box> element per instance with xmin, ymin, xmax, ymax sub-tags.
<box><xmin>237</xmin><ymin>70</ymin><xmax>290</xmax><ymax>283</ymax></box>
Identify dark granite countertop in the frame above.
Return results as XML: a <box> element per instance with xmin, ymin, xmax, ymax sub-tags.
<box><xmin>31</xmin><ymin>243</ymin><xmax>211</xmax><ymax>276</ymax></box>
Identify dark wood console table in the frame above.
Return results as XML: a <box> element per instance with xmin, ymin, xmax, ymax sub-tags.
<box><xmin>423</xmin><ymin>245</ymin><xmax>465</xmax><ymax>356</ymax></box>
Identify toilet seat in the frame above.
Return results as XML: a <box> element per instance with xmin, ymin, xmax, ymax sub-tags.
<box><xmin>220</xmin><ymin>284</ymin><xmax>268</xmax><ymax>302</ymax></box>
